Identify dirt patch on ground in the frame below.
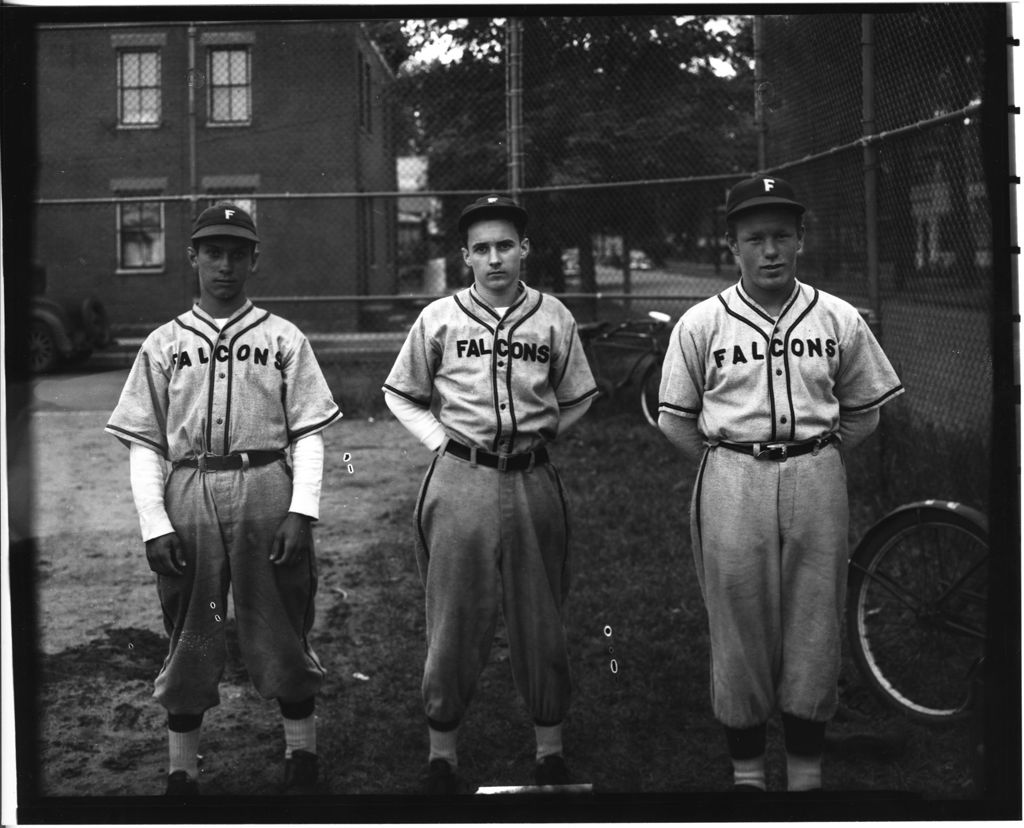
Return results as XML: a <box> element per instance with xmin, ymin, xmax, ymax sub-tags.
<box><xmin>23</xmin><ymin>409</ymin><xmax>425</xmax><ymax>798</ymax></box>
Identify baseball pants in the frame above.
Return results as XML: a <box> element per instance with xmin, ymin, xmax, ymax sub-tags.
<box><xmin>690</xmin><ymin>443</ymin><xmax>848</xmax><ymax>729</ymax></box>
<box><xmin>154</xmin><ymin>461</ymin><xmax>325</xmax><ymax>715</ymax></box>
<box><xmin>414</xmin><ymin>450</ymin><xmax>572</xmax><ymax>727</ymax></box>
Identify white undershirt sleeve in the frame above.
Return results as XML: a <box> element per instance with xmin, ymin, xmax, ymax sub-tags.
<box><xmin>288</xmin><ymin>431</ymin><xmax>325</xmax><ymax>519</ymax></box>
<box><xmin>384</xmin><ymin>390</ymin><xmax>447</xmax><ymax>452</ymax></box>
<box><xmin>129</xmin><ymin>442</ymin><xmax>175</xmax><ymax>542</ymax></box>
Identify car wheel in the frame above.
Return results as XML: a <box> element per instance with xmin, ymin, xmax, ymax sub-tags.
<box><xmin>29</xmin><ymin>320</ymin><xmax>60</xmax><ymax>374</ymax></box>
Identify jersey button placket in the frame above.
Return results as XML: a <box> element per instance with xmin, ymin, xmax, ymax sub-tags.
<box><xmin>211</xmin><ymin>339</ymin><xmax>230</xmax><ymax>453</ymax></box>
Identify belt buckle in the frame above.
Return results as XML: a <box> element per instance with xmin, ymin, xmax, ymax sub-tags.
<box><xmin>198</xmin><ymin>454</ymin><xmax>208</xmax><ymax>473</ymax></box>
<box><xmin>756</xmin><ymin>442</ymin><xmax>787</xmax><ymax>461</ymax></box>
<box><xmin>497</xmin><ymin>454</ymin><xmax>510</xmax><ymax>472</ymax></box>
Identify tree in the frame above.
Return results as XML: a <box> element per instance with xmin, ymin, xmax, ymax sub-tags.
<box><xmin>379</xmin><ymin>16</ymin><xmax>758</xmax><ymax>290</ymax></box>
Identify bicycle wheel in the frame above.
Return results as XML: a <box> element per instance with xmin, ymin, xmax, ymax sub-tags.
<box><xmin>639</xmin><ymin>359</ymin><xmax>662</xmax><ymax>427</ymax></box>
<box><xmin>846</xmin><ymin>501</ymin><xmax>988</xmax><ymax>723</ymax></box>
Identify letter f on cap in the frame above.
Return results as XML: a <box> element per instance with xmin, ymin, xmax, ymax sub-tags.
<box><xmin>224</xmin><ymin>209</ymin><xmax>235</xmax><ymax>219</ymax></box>
<box><xmin>763</xmin><ymin>179</ymin><xmax>776</xmax><ymax>192</ymax></box>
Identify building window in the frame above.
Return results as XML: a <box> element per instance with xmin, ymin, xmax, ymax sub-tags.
<box><xmin>200</xmin><ymin>175</ymin><xmax>259</xmax><ymax>230</ymax></box>
<box><xmin>117</xmin><ymin>50</ymin><xmax>161</xmax><ymax>126</ymax></box>
<box><xmin>208</xmin><ymin>47</ymin><xmax>251</xmax><ymax>124</ymax></box>
<box><xmin>117</xmin><ymin>199</ymin><xmax>165</xmax><ymax>270</ymax></box>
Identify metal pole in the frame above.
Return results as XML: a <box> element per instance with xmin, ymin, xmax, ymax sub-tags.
<box><xmin>187</xmin><ymin>24</ymin><xmax>198</xmax><ymax>215</ymax></box>
<box><xmin>753</xmin><ymin>15</ymin><xmax>766</xmax><ymax>170</ymax></box>
<box><xmin>187</xmin><ymin>23</ymin><xmax>199</xmax><ymax>304</ymax></box>
<box><xmin>505</xmin><ymin>18</ymin><xmax>524</xmax><ymax>199</ymax></box>
<box><xmin>862</xmin><ymin>13</ymin><xmax>880</xmax><ymax>329</ymax></box>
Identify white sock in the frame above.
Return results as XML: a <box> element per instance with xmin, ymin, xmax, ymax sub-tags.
<box><xmin>534</xmin><ymin>723</ymin><xmax>563</xmax><ymax>762</ymax></box>
<box><xmin>428</xmin><ymin>725</ymin><xmax>459</xmax><ymax>767</ymax></box>
<box><xmin>168</xmin><ymin>728</ymin><xmax>201</xmax><ymax>778</ymax></box>
<box><xmin>283</xmin><ymin>713</ymin><xmax>316</xmax><ymax>758</ymax></box>
<box><xmin>732</xmin><ymin>754</ymin><xmax>767</xmax><ymax>790</ymax></box>
<box><xmin>786</xmin><ymin>752</ymin><xmax>822</xmax><ymax>791</ymax></box>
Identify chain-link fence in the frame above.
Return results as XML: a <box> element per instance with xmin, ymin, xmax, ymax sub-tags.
<box><xmin>31</xmin><ymin>11</ymin><xmax>1001</xmax><ymax>505</ymax></box>
<box><xmin>754</xmin><ymin>9</ymin><xmax>995</xmax><ymax>509</ymax></box>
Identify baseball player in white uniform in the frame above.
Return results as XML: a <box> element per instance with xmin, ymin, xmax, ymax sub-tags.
<box><xmin>658</xmin><ymin>176</ymin><xmax>903</xmax><ymax>793</ymax></box>
<box><xmin>106</xmin><ymin>203</ymin><xmax>341</xmax><ymax>796</ymax></box>
<box><xmin>383</xmin><ymin>194</ymin><xmax>598</xmax><ymax>793</ymax></box>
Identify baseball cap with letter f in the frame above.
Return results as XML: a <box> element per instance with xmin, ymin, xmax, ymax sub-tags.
<box><xmin>725</xmin><ymin>175</ymin><xmax>805</xmax><ymax>221</ymax></box>
<box><xmin>191</xmin><ymin>202</ymin><xmax>260</xmax><ymax>243</ymax></box>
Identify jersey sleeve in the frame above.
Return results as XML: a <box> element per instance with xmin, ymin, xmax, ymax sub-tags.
<box><xmin>105</xmin><ymin>335</ymin><xmax>172</xmax><ymax>457</ymax></box>
<box><xmin>658</xmin><ymin>316</ymin><xmax>706</xmax><ymax>420</ymax></box>
<box><xmin>382</xmin><ymin>311</ymin><xmax>440</xmax><ymax>408</ymax></box>
<box><xmin>280</xmin><ymin>333</ymin><xmax>343</xmax><ymax>441</ymax></box>
<box><xmin>834</xmin><ymin>315</ymin><xmax>905</xmax><ymax>413</ymax></box>
<box><xmin>550</xmin><ymin>316</ymin><xmax>599</xmax><ymax>409</ymax></box>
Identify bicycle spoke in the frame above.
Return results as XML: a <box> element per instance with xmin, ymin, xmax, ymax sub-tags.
<box><xmin>848</xmin><ymin>509</ymin><xmax>988</xmax><ymax>721</ymax></box>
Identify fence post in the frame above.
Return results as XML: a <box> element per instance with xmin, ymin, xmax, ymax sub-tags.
<box><xmin>861</xmin><ymin>13</ymin><xmax>888</xmax><ymax>498</ymax></box>
<box><xmin>187</xmin><ymin>23</ymin><xmax>198</xmax><ymax>215</ymax></box>
<box><xmin>505</xmin><ymin>18</ymin><xmax>524</xmax><ymax>201</ymax></box>
<box><xmin>861</xmin><ymin>14</ymin><xmax>880</xmax><ymax>327</ymax></box>
<box><xmin>753</xmin><ymin>15</ymin><xmax>766</xmax><ymax>170</ymax></box>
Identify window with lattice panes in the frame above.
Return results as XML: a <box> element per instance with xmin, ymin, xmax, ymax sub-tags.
<box><xmin>118</xmin><ymin>50</ymin><xmax>161</xmax><ymax>126</ymax></box>
<box><xmin>118</xmin><ymin>199</ymin><xmax>165</xmax><ymax>270</ymax></box>
<box><xmin>208</xmin><ymin>47</ymin><xmax>251</xmax><ymax>124</ymax></box>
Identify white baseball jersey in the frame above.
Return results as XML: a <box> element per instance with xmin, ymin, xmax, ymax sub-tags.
<box><xmin>659</xmin><ymin>280</ymin><xmax>903</xmax><ymax>442</ymax></box>
<box><xmin>383</xmin><ymin>283</ymin><xmax>598</xmax><ymax>454</ymax></box>
<box><xmin>107</xmin><ymin>300</ymin><xmax>341</xmax><ymax>459</ymax></box>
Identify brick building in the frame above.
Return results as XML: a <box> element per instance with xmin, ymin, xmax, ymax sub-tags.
<box><xmin>33</xmin><ymin>19</ymin><xmax>397</xmax><ymax>332</ymax></box>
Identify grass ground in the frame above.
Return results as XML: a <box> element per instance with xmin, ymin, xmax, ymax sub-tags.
<box><xmin>23</xmin><ymin>372</ymin><xmax>999</xmax><ymax>823</ymax></box>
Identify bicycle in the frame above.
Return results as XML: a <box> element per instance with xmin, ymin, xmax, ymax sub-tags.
<box><xmin>846</xmin><ymin>498</ymin><xmax>989</xmax><ymax>723</ymax></box>
<box><xmin>577</xmin><ymin>310</ymin><xmax>672</xmax><ymax>427</ymax></box>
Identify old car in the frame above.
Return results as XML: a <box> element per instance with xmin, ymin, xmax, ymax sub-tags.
<box><xmin>28</xmin><ymin>264</ymin><xmax>112</xmax><ymax>373</ymax></box>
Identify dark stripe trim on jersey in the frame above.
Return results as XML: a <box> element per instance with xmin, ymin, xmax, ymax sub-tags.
<box><xmin>172</xmin><ymin>319</ymin><xmax>218</xmax><ymax>448</ymax></box>
<box><xmin>469</xmin><ymin>283</ymin><xmax>527</xmax><ymax>318</ymax></box>
<box><xmin>717</xmin><ymin>294</ymin><xmax>771</xmax><ymax>341</ymax></box>
<box><xmin>839</xmin><ymin>384</ymin><xmax>905</xmax><ymax>413</ymax></box>
<box><xmin>692</xmin><ymin>447</ymin><xmax>712</xmax><ymax>559</ymax></box>
<box><xmin>105</xmin><ymin>424</ymin><xmax>167</xmax><ymax>457</ymax></box>
<box><xmin>221</xmin><ymin>303</ymin><xmax>257</xmax><ymax>334</ymax></box>
<box><xmin>382</xmin><ymin>384</ymin><xmax>432</xmax><ymax>408</ymax></box>
<box><xmin>778</xmin><ymin>288</ymin><xmax>819</xmax><ymax>441</ymax></box>
<box><xmin>500</xmin><ymin>295</ymin><xmax>545</xmax><ymax>452</ymax></box>
<box><xmin>415</xmin><ymin>456</ymin><xmax>440</xmax><ymax>561</ymax></box>
<box><xmin>734</xmin><ymin>288</ymin><xmax>777</xmax><ymax>326</ymax></box>
<box><xmin>453</xmin><ymin>294</ymin><xmax>496</xmax><ymax>334</ymax></box>
<box><xmin>289</xmin><ymin>409</ymin><xmax>343</xmax><ymax>442</ymax></box>
<box><xmin>660</xmin><ymin>401</ymin><xmax>700</xmax><ymax>416</ymax></box>
<box><xmin>551</xmin><ymin>464</ymin><xmax>572</xmax><ymax>592</ymax></box>
<box><xmin>221</xmin><ymin>312</ymin><xmax>272</xmax><ymax>450</ymax></box>
<box><xmin>735</xmin><ymin>282</ymin><xmax>802</xmax><ymax>325</ymax></box>
<box><xmin>558</xmin><ymin>387</ymin><xmax>600</xmax><ymax>409</ymax></box>
<box><xmin>553</xmin><ymin>321</ymin><xmax>578</xmax><ymax>390</ymax></box>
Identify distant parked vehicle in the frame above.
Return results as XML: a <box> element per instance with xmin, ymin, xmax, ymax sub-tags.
<box><xmin>28</xmin><ymin>265</ymin><xmax>112</xmax><ymax>373</ymax></box>
<box><xmin>629</xmin><ymin>250</ymin><xmax>653</xmax><ymax>271</ymax></box>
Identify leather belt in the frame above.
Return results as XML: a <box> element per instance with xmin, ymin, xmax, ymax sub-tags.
<box><xmin>174</xmin><ymin>450</ymin><xmax>286</xmax><ymax>472</ymax></box>
<box><xmin>443</xmin><ymin>440</ymin><xmax>549</xmax><ymax>472</ymax></box>
<box><xmin>715</xmin><ymin>434</ymin><xmax>837</xmax><ymax>461</ymax></box>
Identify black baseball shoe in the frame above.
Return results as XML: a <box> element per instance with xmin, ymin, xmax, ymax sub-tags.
<box><xmin>165</xmin><ymin>770</ymin><xmax>199</xmax><ymax>797</ymax></box>
<box><xmin>282</xmin><ymin>749</ymin><xmax>320</xmax><ymax>794</ymax></box>
<box><xmin>423</xmin><ymin>758</ymin><xmax>473</xmax><ymax>794</ymax></box>
<box><xmin>534</xmin><ymin>754</ymin><xmax>571</xmax><ymax>786</ymax></box>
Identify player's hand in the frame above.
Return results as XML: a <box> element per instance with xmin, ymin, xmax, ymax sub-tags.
<box><xmin>145</xmin><ymin>532</ymin><xmax>187</xmax><ymax>576</ymax></box>
<box><xmin>271</xmin><ymin>512</ymin><xmax>314</xmax><ymax>567</ymax></box>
